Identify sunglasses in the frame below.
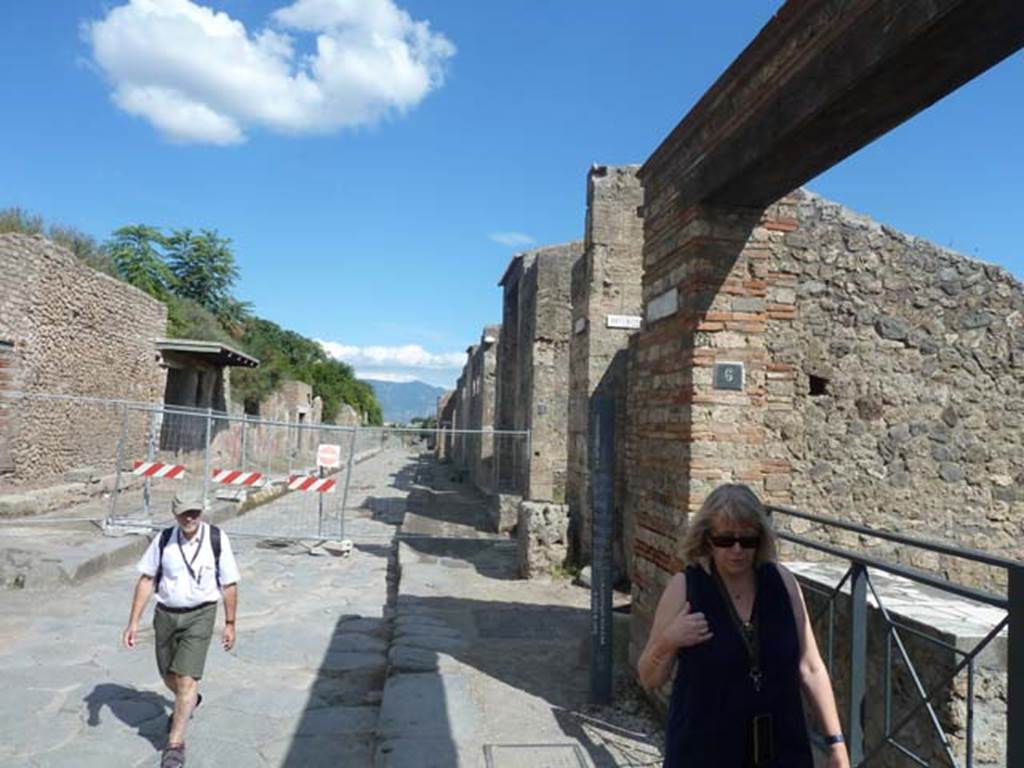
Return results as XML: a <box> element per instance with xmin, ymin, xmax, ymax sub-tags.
<box><xmin>177</xmin><ymin>510</ymin><xmax>202</xmax><ymax>519</ymax></box>
<box><xmin>709</xmin><ymin>534</ymin><xmax>760</xmax><ymax>549</ymax></box>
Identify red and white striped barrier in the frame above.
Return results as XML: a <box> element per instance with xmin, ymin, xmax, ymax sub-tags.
<box><xmin>287</xmin><ymin>475</ymin><xmax>336</xmax><ymax>493</ymax></box>
<box><xmin>211</xmin><ymin>469</ymin><xmax>264</xmax><ymax>487</ymax></box>
<box><xmin>132</xmin><ymin>461</ymin><xmax>186</xmax><ymax>479</ymax></box>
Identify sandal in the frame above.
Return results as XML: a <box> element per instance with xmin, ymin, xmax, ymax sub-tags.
<box><xmin>161</xmin><ymin>744</ymin><xmax>185</xmax><ymax>768</ymax></box>
<box><xmin>166</xmin><ymin>693</ymin><xmax>202</xmax><ymax>734</ymax></box>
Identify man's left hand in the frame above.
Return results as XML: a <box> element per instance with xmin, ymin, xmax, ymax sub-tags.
<box><xmin>222</xmin><ymin>623</ymin><xmax>236</xmax><ymax>651</ymax></box>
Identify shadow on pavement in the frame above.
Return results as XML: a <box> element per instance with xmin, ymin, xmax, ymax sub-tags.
<box><xmin>382</xmin><ymin>592</ymin><xmax>661</xmax><ymax>767</ymax></box>
<box><xmin>83</xmin><ymin>683</ymin><xmax>171</xmax><ymax>752</ymax></box>
<box><xmin>398</xmin><ymin>537</ymin><xmax>519</xmax><ymax>581</ymax></box>
<box><xmin>278</xmin><ymin>613</ymin><xmax>389</xmax><ymax>767</ymax></box>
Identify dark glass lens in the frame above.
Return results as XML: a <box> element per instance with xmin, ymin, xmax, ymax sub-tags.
<box><xmin>709</xmin><ymin>535</ymin><xmax>760</xmax><ymax>549</ymax></box>
<box><xmin>179</xmin><ymin>510</ymin><xmax>202</xmax><ymax>519</ymax></box>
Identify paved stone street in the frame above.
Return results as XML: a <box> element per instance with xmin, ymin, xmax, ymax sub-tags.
<box><xmin>0</xmin><ymin>448</ymin><xmax>663</xmax><ymax>768</ymax></box>
<box><xmin>0</xmin><ymin>450</ymin><xmax>407</xmax><ymax>768</ymax></box>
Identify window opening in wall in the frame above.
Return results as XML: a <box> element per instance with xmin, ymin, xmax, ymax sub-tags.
<box><xmin>809</xmin><ymin>375</ymin><xmax>829</xmax><ymax>397</ymax></box>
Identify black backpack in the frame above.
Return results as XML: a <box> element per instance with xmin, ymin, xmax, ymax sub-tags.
<box><xmin>154</xmin><ymin>525</ymin><xmax>222</xmax><ymax>588</ymax></box>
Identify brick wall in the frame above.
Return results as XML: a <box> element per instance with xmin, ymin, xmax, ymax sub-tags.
<box><xmin>0</xmin><ymin>234</ymin><xmax>167</xmax><ymax>487</ymax></box>
<box><xmin>626</xmin><ymin>183</ymin><xmax>1024</xmax><ymax>748</ymax></box>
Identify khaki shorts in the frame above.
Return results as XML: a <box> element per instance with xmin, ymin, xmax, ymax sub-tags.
<box><xmin>153</xmin><ymin>602</ymin><xmax>217</xmax><ymax>680</ymax></box>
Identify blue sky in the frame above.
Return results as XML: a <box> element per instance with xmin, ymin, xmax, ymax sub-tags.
<box><xmin>2</xmin><ymin>1</ymin><xmax>1021</xmax><ymax>388</ymax></box>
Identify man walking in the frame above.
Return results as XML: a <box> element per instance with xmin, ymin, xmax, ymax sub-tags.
<box><xmin>122</xmin><ymin>490</ymin><xmax>240</xmax><ymax>768</ymax></box>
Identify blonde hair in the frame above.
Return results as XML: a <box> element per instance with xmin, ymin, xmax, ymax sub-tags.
<box><xmin>679</xmin><ymin>484</ymin><xmax>778</xmax><ymax>568</ymax></box>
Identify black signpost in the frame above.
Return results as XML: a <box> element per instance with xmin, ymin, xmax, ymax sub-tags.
<box><xmin>589</xmin><ymin>395</ymin><xmax>615</xmax><ymax>704</ymax></box>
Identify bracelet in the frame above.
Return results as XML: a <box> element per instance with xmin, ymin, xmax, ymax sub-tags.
<box><xmin>225</xmin><ymin>619</ymin><xmax>236</xmax><ymax>625</ymax></box>
<box><xmin>824</xmin><ymin>734</ymin><xmax>844</xmax><ymax>746</ymax></box>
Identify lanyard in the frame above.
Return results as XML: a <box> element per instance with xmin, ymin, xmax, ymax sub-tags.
<box><xmin>711</xmin><ymin>563</ymin><xmax>764</xmax><ymax>692</ymax></box>
<box><xmin>177</xmin><ymin>525</ymin><xmax>206</xmax><ymax>585</ymax></box>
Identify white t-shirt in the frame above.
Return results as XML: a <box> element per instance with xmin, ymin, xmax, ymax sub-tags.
<box><xmin>137</xmin><ymin>522</ymin><xmax>240</xmax><ymax>609</ymax></box>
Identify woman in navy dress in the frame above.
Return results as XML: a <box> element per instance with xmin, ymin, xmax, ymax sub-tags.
<box><xmin>637</xmin><ymin>484</ymin><xmax>849</xmax><ymax>768</ymax></box>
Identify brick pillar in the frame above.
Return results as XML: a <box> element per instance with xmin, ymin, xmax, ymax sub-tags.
<box><xmin>627</xmin><ymin>189</ymin><xmax>800</xmax><ymax>680</ymax></box>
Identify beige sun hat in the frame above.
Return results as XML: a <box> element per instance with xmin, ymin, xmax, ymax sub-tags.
<box><xmin>171</xmin><ymin>490</ymin><xmax>207</xmax><ymax>516</ymax></box>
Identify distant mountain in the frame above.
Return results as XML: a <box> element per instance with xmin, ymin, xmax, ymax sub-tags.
<box><xmin>361</xmin><ymin>379</ymin><xmax>447</xmax><ymax>424</ymax></box>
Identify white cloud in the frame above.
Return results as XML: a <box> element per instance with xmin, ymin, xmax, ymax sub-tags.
<box><xmin>488</xmin><ymin>231</ymin><xmax>536</xmax><ymax>248</ymax></box>
<box><xmin>354</xmin><ymin>371</ymin><xmax>416</xmax><ymax>383</ymax></box>
<box><xmin>318</xmin><ymin>341</ymin><xmax>464</xmax><ymax>369</ymax></box>
<box><xmin>318</xmin><ymin>340</ymin><xmax>462</xmax><ymax>388</ymax></box>
<box><xmin>84</xmin><ymin>0</ymin><xmax>455</xmax><ymax>144</ymax></box>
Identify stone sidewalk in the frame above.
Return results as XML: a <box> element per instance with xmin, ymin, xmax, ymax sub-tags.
<box><xmin>377</xmin><ymin>465</ymin><xmax>663</xmax><ymax>768</ymax></box>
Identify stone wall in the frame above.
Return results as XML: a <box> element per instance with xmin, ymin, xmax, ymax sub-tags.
<box><xmin>0</xmin><ymin>234</ymin><xmax>167</xmax><ymax>487</ymax></box>
<box><xmin>496</xmin><ymin>254</ymin><xmax>534</xmax><ymax>494</ymax></box>
<box><xmin>435</xmin><ymin>390</ymin><xmax>456</xmax><ymax>461</ymax></box>
<box><xmin>334</xmin><ymin>403</ymin><xmax>360</xmax><ymax>428</ymax></box>
<box><xmin>516</xmin><ymin>243</ymin><xmax>581</xmax><ymax>501</ymax></box>
<box><xmin>0</xmin><ymin>342</ymin><xmax>15</xmax><ymax>474</ymax></box>
<box><xmin>567</xmin><ymin>165</ymin><xmax>644</xmax><ymax>578</ymax></box>
<box><xmin>452</xmin><ymin>372</ymin><xmax>470</xmax><ymax>468</ymax></box>
<box><xmin>467</xmin><ymin>326</ymin><xmax>499</xmax><ymax>493</ymax></box>
<box><xmin>517</xmin><ymin>500</ymin><xmax>570</xmax><ymax>578</ymax></box>
<box><xmin>765</xmin><ymin>190</ymin><xmax>1024</xmax><ymax>586</ymax></box>
<box><xmin>260</xmin><ymin>380</ymin><xmax>323</xmax><ymax>426</ymax></box>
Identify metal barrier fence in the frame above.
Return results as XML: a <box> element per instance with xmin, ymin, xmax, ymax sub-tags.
<box><xmin>768</xmin><ymin>504</ymin><xmax>1022</xmax><ymax>768</ymax></box>
<box><xmin>1</xmin><ymin>392</ymin><xmax>530</xmax><ymax>542</ymax></box>
<box><xmin>105</xmin><ymin>403</ymin><xmax>393</xmax><ymax>540</ymax></box>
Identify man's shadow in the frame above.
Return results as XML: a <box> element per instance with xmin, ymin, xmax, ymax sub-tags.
<box><xmin>83</xmin><ymin>683</ymin><xmax>171</xmax><ymax>751</ymax></box>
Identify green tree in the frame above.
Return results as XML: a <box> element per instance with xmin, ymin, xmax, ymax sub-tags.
<box><xmin>164</xmin><ymin>294</ymin><xmax>237</xmax><ymax>344</ymax></box>
<box><xmin>231</xmin><ymin>318</ymin><xmax>383</xmax><ymax>425</ymax></box>
<box><xmin>166</xmin><ymin>228</ymin><xmax>239</xmax><ymax>315</ymax></box>
<box><xmin>105</xmin><ymin>225</ymin><xmax>173</xmax><ymax>297</ymax></box>
<box><xmin>216</xmin><ymin>296</ymin><xmax>254</xmax><ymax>338</ymax></box>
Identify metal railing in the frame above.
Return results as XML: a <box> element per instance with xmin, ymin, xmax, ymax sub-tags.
<box><xmin>768</xmin><ymin>504</ymin><xmax>1021</xmax><ymax>767</ymax></box>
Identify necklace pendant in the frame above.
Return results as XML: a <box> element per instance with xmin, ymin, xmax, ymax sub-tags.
<box><xmin>750</xmin><ymin>669</ymin><xmax>764</xmax><ymax>692</ymax></box>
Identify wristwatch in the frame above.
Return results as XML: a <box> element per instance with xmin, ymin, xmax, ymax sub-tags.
<box><xmin>824</xmin><ymin>734</ymin><xmax>845</xmax><ymax>746</ymax></box>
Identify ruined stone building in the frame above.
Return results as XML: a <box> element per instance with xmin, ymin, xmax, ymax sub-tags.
<box><xmin>439</xmin><ymin>1</ymin><xmax>1023</xmax><ymax>760</ymax></box>
<box><xmin>156</xmin><ymin>338</ymin><xmax>260</xmax><ymax>457</ymax></box>
<box><xmin>464</xmin><ymin>326</ymin><xmax>500</xmax><ymax>492</ymax></box>
<box><xmin>435</xmin><ymin>390</ymin><xmax>456</xmax><ymax>461</ymax></box>
<box><xmin>0</xmin><ymin>234</ymin><xmax>167</xmax><ymax>487</ymax></box>
<box><xmin>566</xmin><ymin>165</ymin><xmax>644</xmax><ymax>579</ymax></box>
<box><xmin>604</xmin><ymin>2</ymin><xmax>1024</xmax><ymax>762</ymax></box>
<box><xmin>157</xmin><ymin>339</ymin><xmax>257</xmax><ymax>415</ymax></box>
<box><xmin>451</xmin><ymin>369</ymin><xmax>469</xmax><ymax>468</ymax></box>
<box><xmin>494</xmin><ymin>243</ymin><xmax>582</xmax><ymax>503</ymax></box>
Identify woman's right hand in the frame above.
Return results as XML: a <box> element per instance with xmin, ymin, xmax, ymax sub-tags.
<box><xmin>662</xmin><ymin>601</ymin><xmax>713</xmax><ymax>649</ymax></box>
